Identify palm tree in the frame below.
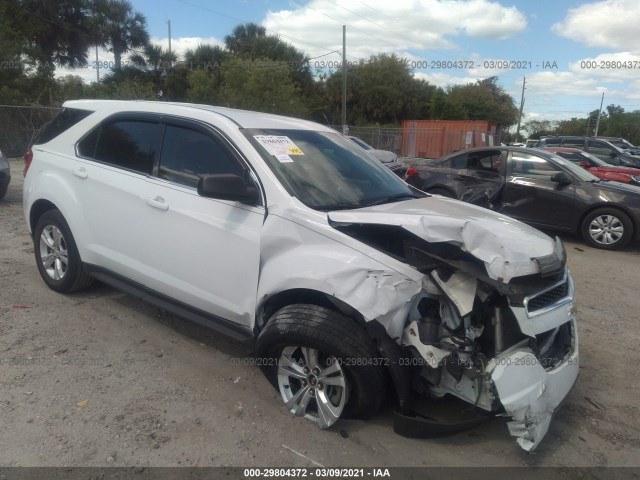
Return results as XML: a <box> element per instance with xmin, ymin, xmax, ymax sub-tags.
<box><xmin>184</xmin><ymin>44</ymin><xmax>228</xmax><ymax>73</ymax></box>
<box><xmin>92</xmin><ymin>0</ymin><xmax>149</xmax><ymax>71</ymax></box>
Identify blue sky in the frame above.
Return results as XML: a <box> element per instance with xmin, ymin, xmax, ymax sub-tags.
<box><xmin>66</xmin><ymin>0</ymin><xmax>640</xmax><ymax>129</ymax></box>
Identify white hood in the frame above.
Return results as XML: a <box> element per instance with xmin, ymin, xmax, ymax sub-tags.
<box><xmin>328</xmin><ymin>197</ymin><xmax>556</xmax><ymax>283</ymax></box>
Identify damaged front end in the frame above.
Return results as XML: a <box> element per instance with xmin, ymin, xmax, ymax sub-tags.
<box><xmin>329</xmin><ymin>200</ymin><xmax>579</xmax><ymax>451</ymax></box>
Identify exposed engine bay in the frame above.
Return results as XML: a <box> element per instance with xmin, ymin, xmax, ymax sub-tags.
<box><xmin>330</xmin><ymin>217</ymin><xmax>579</xmax><ymax>451</ymax></box>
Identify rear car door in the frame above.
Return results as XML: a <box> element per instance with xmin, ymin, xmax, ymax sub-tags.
<box><xmin>498</xmin><ymin>150</ymin><xmax>577</xmax><ymax>229</ymax></box>
<box><xmin>75</xmin><ymin>115</ymin><xmax>162</xmax><ymax>283</ymax></box>
<box><xmin>137</xmin><ymin>120</ymin><xmax>264</xmax><ymax>328</ymax></box>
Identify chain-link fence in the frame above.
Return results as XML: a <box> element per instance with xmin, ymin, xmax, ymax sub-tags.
<box><xmin>0</xmin><ymin>105</ymin><xmax>60</xmax><ymax>158</ymax></box>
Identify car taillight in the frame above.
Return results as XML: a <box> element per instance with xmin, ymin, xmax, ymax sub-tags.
<box><xmin>405</xmin><ymin>168</ymin><xmax>418</xmax><ymax>178</ymax></box>
<box><xmin>23</xmin><ymin>148</ymin><xmax>33</xmax><ymax>176</ymax></box>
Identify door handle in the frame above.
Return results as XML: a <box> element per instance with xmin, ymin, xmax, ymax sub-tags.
<box><xmin>145</xmin><ymin>195</ymin><xmax>169</xmax><ymax>211</ymax></box>
<box><xmin>72</xmin><ymin>167</ymin><xmax>88</xmax><ymax>179</ymax></box>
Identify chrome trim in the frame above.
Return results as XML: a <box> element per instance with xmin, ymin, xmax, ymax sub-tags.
<box><xmin>524</xmin><ymin>269</ymin><xmax>573</xmax><ymax>318</ymax></box>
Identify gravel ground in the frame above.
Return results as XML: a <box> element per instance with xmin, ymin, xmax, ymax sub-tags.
<box><xmin>1</xmin><ymin>157</ymin><xmax>640</xmax><ymax>468</ymax></box>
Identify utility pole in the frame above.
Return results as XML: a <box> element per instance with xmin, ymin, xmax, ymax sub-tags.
<box><xmin>594</xmin><ymin>91</ymin><xmax>605</xmax><ymax>136</ymax></box>
<box><xmin>168</xmin><ymin>20</ymin><xmax>172</xmax><ymax>55</ymax></box>
<box><xmin>341</xmin><ymin>25</ymin><xmax>347</xmax><ymax>134</ymax></box>
<box><xmin>96</xmin><ymin>45</ymin><xmax>100</xmax><ymax>83</ymax></box>
<box><xmin>515</xmin><ymin>76</ymin><xmax>526</xmax><ymax>139</ymax></box>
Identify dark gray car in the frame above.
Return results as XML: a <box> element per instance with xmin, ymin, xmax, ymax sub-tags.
<box><xmin>406</xmin><ymin>146</ymin><xmax>640</xmax><ymax>250</ymax></box>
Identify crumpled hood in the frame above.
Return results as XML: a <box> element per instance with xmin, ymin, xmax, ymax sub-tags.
<box><xmin>328</xmin><ymin>197</ymin><xmax>556</xmax><ymax>283</ymax></box>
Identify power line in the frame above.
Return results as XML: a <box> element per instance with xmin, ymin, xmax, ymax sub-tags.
<box><xmin>289</xmin><ymin>0</ymin><xmax>408</xmax><ymax>56</ymax></box>
<box><xmin>174</xmin><ymin>0</ymin><xmax>341</xmax><ymax>59</ymax></box>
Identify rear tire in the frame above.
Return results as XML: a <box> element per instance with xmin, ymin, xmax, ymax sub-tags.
<box><xmin>580</xmin><ymin>208</ymin><xmax>633</xmax><ymax>250</ymax></box>
<box><xmin>256</xmin><ymin>304</ymin><xmax>386</xmax><ymax>427</ymax></box>
<box><xmin>33</xmin><ymin>209</ymin><xmax>93</xmax><ymax>293</ymax></box>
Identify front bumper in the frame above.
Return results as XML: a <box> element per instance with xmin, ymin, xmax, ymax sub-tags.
<box><xmin>489</xmin><ymin>318</ymin><xmax>579</xmax><ymax>451</ymax></box>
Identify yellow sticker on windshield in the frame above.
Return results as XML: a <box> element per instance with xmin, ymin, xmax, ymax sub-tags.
<box><xmin>287</xmin><ymin>146</ymin><xmax>304</xmax><ymax>155</ymax></box>
<box><xmin>254</xmin><ymin>135</ymin><xmax>304</xmax><ymax>158</ymax></box>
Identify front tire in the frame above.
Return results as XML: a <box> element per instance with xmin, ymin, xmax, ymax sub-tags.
<box><xmin>580</xmin><ymin>208</ymin><xmax>633</xmax><ymax>250</ymax></box>
<box><xmin>256</xmin><ymin>304</ymin><xmax>386</xmax><ymax>428</ymax></box>
<box><xmin>33</xmin><ymin>209</ymin><xmax>93</xmax><ymax>292</ymax></box>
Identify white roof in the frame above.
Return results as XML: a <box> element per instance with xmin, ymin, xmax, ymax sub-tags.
<box><xmin>62</xmin><ymin>99</ymin><xmax>333</xmax><ymax>132</ymax></box>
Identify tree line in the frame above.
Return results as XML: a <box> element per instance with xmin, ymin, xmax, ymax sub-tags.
<box><xmin>2</xmin><ymin>0</ymin><xmax>517</xmax><ymax>128</ymax></box>
<box><xmin>521</xmin><ymin>105</ymin><xmax>640</xmax><ymax>145</ymax></box>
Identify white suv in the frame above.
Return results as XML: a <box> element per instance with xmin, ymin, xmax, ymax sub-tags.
<box><xmin>24</xmin><ymin>100</ymin><xmax>579</xmax><ymax>451</ymax></box>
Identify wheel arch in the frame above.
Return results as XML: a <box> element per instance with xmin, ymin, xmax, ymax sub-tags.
<box><xmin>29</xmin><ymin>199</ymin><xmax>59</xmax><ymax>233</ymax></box>
<box><xmin>578</xmin><ymin>203</ymin><xmax>638</xmax><ymax>240</ymax></box>
<box><xmin>255</xmin><ymin>288</ymin><xmax>366</xmax><ymax>335</ymax></box>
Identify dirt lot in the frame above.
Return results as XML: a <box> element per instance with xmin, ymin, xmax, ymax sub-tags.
<box><xmin>1</xmin><ymin>157</ymin><xmax>640</xmax><ymax>468</ymax></box>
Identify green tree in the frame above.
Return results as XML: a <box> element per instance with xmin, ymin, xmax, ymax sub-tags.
<box><xmin>217</xmin><ymin>57</ymin><xmax>308</xmax><ymax>116</ymax></box>
<box><xmin>224</xmin><ymin>23</ymin><xmax>313</xmax><ymax>98</ymax></box>
<box><xmin>91</xmin><ymin>0</ymin><xmax>149</xmax><ymax>70</ymax></box>
<box><xmin>445</xmin><ymin>77</ymin><xmax>518</xmax><ymax>125</ymax></box>
<box><xmin>523</xmin><ymin>119</ymin><xmax>556</xmax><ymax>138</ymax></box>
<box><xmin>324</xmin><ymin>53</ymin><xmax>436</xmax><ymax>125</ymax></box>
<box><xmin>7</xmin><ymin>0</ymin><xmax>93</xmax><ymax>77</ymax></box>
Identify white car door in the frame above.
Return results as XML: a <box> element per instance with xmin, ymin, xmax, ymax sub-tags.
<box><xmin>74</xmin><ymin>116</ymin><xmax>162</xmax><ymax>284</ymax></box>
<box><xmin>136</xmin><ymin>121</ymin><xmax>264</xmax><ymax>329</ymax></box>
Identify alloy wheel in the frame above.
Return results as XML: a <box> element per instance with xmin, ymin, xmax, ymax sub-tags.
<box><xmin>588</xmin><ymin>214</ymin><xmax>624</xmax><ymax>246</ymax></box>
<box><xmin>277</xmin><ymin>346</ymin><xmax>347</xmax><ymax>428</ymax></box>
<box><xmin>39</xmin><ymin>225</ymin><xmax>68</xmax><ymax>280</ymax></box>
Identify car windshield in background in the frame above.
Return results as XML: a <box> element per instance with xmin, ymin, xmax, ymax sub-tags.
<box><xmin>244</xmin><ymin>129</ymin><xmax>418</xmax><ymax>211</ymax></box>
<box><xmin>557</xmin><ymin>150</ymin><xmax>608</xmax><ymax>166</ymax></box>
<box><xmin>544</xmin><ymin>152</ymin><xmax>601</xmax><ymax>182</ymax></box>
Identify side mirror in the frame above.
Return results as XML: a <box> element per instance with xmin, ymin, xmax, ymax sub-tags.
<box><xmin>197</xmin><ymin>173</ymin><xmax>259</xmax><ymax>204</ymax></box>
<box><xmin>579</xmin><ymin>160</ymin><xmax>590</xmax><ymax>168</ymax></box>
<box><xmin>551</xmin><ymin>171</ymin><xmax>572</xmax><ymax>185</ymax></box>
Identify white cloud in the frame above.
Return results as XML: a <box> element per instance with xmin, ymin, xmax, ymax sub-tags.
<box><xmin>552</xmin><ymin>0</ymin><xmax>640</xmax><ymax>51</ymax></box>
<box><xmin>150</xmin><ymin>36</ymin><xmax>224</xmax><ymax>58</ymax></box>
<box><xmin>414</xmin><ymin>71</ymin><xmax>480</xmax><ymax>88</ymax></box>
<box><xmin>262</xmin><ymin>0</ymin><xmax>527</xmax><ymax>61</ymax></box>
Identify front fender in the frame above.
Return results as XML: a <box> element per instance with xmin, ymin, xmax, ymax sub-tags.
<box><xmin>256</xmin><ymin>213</ymin><xmax>422</xmax><ymax>328</ymax></box>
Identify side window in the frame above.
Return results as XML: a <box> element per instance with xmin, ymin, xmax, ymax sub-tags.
<box><xmin>159</xmin><ymin>125</ymin><xmax>244</xmax><ymax>188</ymax></box>
<box><xmin>35</xmin><ymin>108</ymin><xmax>93</xmax><ymax>145</ymax></box>
<box><xmin>78</xmin><ymin>120</ymin><xmax>160</xmax><ymax>174</ymax></box>
<box><xmin>467</xmin><ymin>151</ymin><xmax>501</xmax><ymax>172</ymax></box>
<box><xmin>562</xmin><ymin>138</ymin><xmax>585</xmax><ymax>148</ymax></box>
<box><xmin>543</xmin><ymin>138</ymin><xmax>561</xmax><ymax>146</ymax></box>
<box><xmin>511</xmin><ymin>152</ymin><xmax>563</xmax><ymax>181</ymax></box>
<box><xmin>449</xmin><ymin>154</ymin><xmax>466</xmax><ymax>169</ymax></box>
<box><xmin>588</xmin><ymin>140</ymin><xmax>615</xmax><ymax>157</ymax></box>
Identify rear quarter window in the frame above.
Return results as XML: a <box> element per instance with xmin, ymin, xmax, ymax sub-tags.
<box><xmin>34</xmin><ymin>108</ymin><xmax>93</xmax><ymax>145</ymax></box>
<box><xmin>77</xmin><ymin>120</ymin><xmax>161</xmax><ymax>175</ymax></box>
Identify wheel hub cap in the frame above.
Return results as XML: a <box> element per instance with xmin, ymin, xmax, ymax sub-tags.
<box><xmin>589</xmin><ymin>215</ymin><xmax>623</xmax><ymax>245</ymax></box>
<box><xmin>39</xmin><ymin>225</ymin><xmax>68</xmax><ymax>281</ymax></box>
<box><xmin>277</xmin><ymin>346</ymin><xmax>347</xmax><ymax>429</ymax></box>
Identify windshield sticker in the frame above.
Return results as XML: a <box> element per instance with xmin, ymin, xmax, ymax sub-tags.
<box><xmin>254</xmin><ymin>135</ymin><xmax>305</xmax><ymax>159</ymax></box>
<box><xmin>275</xmin><ymin>153</ymin><xmax>294</xmax><ymax>163</ymax></box>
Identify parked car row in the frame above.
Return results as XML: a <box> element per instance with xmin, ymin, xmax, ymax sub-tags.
<box><xmin>533</xmin><ymin>136</ymin><xmax>640</xmax><ymax>167</ymax></box>
<box><xmin>23</xmin><ymin>100</ymin><xmax>578</xmax><ymax>452</ymax></box>
<box><xmin>405</xmin><ymin>146</ymin><xmax>640</xmax><ymax>250</ymax></box>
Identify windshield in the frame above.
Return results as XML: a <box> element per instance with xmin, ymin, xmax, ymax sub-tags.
<box><xmin>545</xmin><ymin>152</ymin><xmax>601</xmax><ymax>182</ymax></box>
<box><xmin>244</xmin><ymin>129</ymin><xmax>418</xmax><ymax>210</ymax></box>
